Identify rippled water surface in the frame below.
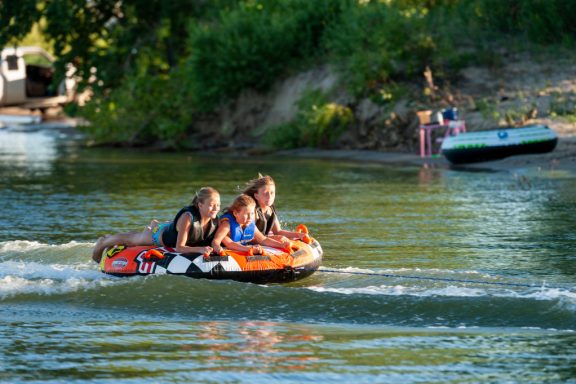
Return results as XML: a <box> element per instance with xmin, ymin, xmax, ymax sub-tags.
<box><xmin>1</xmin><ymin>128</ymin><xmax>575</xmax><ymax>383</ymax></box>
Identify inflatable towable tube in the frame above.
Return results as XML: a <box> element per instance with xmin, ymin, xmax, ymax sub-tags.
<box><xmin>100</xmin><ymin>239</ymin><xmax>323</xmax><ymax>284</ymax></box>
<box><xmin>441</xmin><ymin>124</ymin><xmax>557</xmax><ymax>164</ymax></box>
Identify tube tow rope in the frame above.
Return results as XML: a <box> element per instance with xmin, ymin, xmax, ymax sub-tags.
<box><xmin>313</xmin><ymin>268</ymin><xmax>572</xmax><ymax>290</ymax></box>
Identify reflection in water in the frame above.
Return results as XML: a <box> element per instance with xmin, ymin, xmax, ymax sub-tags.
<box><xmin>2</xmin><ymin>319</ymin><xmax>574</xmax><ymax>383</ymax></box>
<box><xmin>418</xmin><ymin>163</ymin><xmax>444</xmax><ymax>186</ymax></box>
<box><xmin>0</xmin><ymin>130</ymin><xmax>57</xmax><ymax>173</ymax></box>
<box><xmin>193</xmin><ymin>321</ymin><xmax>322</xmax><ymax>372</ymax></box>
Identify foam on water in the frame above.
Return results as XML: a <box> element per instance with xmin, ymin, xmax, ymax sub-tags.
<box><xmin>0</xmin><ymin>240</ymin><xmax>93</xmax><ymax>266</ymax></box>
<box><xmin>0</xmin><ymin>275</ymin><xmax>118</xmax><ymax>299</ymax></box>
<box><xmin>309</xmin><ymin>267</ymin><xmax>576</xmax><ymax>312</ymax></box>
<box><xmin>307</xmin><ymin>283</ymin><xmax>576</xmax><ymax>302</ymax></box>
<box><xmin>0</xmin><ymin>240</ymin><xmax>92</xmax><ymax>253</ymax></box>
<box><xmin>0</xmin><ymin>260</ymin><xmax>101</xmax><ymax>280</ymax></box>
<box><xmin>0</xmin><ymin>240</ymin><xmax>122</xmax><ymax>299</ymax></box>
<box><xmin>330</xmin><ymin>266</ymin><xmax>495</xmax><ymax>278</ymax></box>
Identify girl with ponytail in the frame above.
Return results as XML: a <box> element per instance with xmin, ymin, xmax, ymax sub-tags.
<box><xmin>92</xmin><ymin>187</ymin><xmax>221</xmax><ymax>262</ymax></box>
<box><xmin>243</xmin><ymin>174</ymin><xmax>308</xmax><ymax>242</ymax></box>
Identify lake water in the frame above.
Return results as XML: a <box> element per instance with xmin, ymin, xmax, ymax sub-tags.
<box><xmin>1</xmin><ymin>128</ymin><xmax>575</xmax><ymax>383</ymax></box>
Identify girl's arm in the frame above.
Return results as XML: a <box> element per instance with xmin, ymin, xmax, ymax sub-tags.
<box><xmin>212</xmin><ymin>220</ymin><xmax>253</xmax><ymax>253</ymax></box>
<box><xmin>211</xmin><ymin>221</ymin><xmax>230</xmax><ymax>254</ymax></box>
<box><xmin>253</xmin><ymin>227</ymin><xmax>290</xmax><ymax>250</ymax></box>
<box><xmin>221</xmin><ymin>235</ymin><xmax>252</xmax><ymax>253</ymax></box>
<box><xmin>175</xmin><ymin>213</ymin><xmax>212</xmax><ymax>254</ymax></box>
<box><xmin>270</xmin><ymin>217</ymin><xmax>307</xmax><ymax>240</ymax></box>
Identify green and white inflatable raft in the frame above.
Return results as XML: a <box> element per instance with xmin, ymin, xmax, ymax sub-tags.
<box><xmin>441</xmin><ymin>124</ymin><xmax>558</xmax><ymax>164</ymax></box>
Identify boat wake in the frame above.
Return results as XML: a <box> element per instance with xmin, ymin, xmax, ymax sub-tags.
<box><xmin>0</xmin><ymin>240</ymin><xmax>121</xmax><ymax>299</ymax></box>
<box><xmin>310</xmin><ymin>266</ymin><xmax>576</xmax><ymax>304</ymax></box>
<box><xmin>1</xmin><ymin>241</ymin><xmax>575</xmax><ymax>330</ymax></box>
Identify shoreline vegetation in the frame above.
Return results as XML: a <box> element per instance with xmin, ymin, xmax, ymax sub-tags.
<box><xmin>3</xmin><ymin>0</ymin><xmax>576</xmax><ymax>162</ymax></box>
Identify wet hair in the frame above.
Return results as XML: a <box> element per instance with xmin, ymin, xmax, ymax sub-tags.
<box><xmin>190</xmin><ymin>187</ymin><xmax>219</xmax><ymax>208</ymax></box>
<box><xmin>242</xmin><ymin>173</ymin><xmax>275</xmax><ymax>199</ymax></box>
<box><xmin>226</xmin><ymin>194</ymin><xmax>256</xmax><ymax>213</ymax></box>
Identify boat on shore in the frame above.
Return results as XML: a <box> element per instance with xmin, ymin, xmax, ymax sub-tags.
<box><xmin>0</xmin><ymin>46</ymin><xmax>77</xmax><ymax>110</ymax></box>
<box><xmin>100</xmin><ymin>239</ymin><xmax>323</xmax><ymax>284</ymax></box>
<box><xmin>441</xmin><ymin>124</ymin><xmax>558</xmax><ymax>164</ymax></box>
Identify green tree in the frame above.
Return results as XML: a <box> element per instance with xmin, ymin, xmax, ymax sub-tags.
<box><xmin>0</xmin><ymin>0</ymin><xmax>41</xmax><ymax>46</ymax></box>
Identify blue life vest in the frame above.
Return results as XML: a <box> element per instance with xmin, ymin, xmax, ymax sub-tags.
<box><xmin>221</xmin><ymin>212</ymin><xmax>255</xmax><ymax>245</ymax></box>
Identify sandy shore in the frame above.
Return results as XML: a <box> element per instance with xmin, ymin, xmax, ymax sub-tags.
<box><xmin>279</xmin><ymin>136</ymin><xmax>576</xmax><ymax>175</ymax></box>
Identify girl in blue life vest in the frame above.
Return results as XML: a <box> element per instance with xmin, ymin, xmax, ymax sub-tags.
<box><xmin>92</xmin><ymin>187</ymin><xmax>221</xmax><ymax>263</ymax></box>
<box><xmin>211</xmin><ymin>194</ymin><xmax>289</xmax><ymax>255</ymax></box>
<box><xmin>242</xmin><ymin>174</ymin><xmax>308</xmax><ymax>242</ymax></box>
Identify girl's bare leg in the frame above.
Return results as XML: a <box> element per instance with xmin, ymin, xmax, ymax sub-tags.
<box><xmin>146</xmin><ymin>219</ymin><xmax>161</xmax><ymax>231</ymax></box>
<box><xmin>92</xmin><ymin>228</ymin><xmax>155</xmax><ymax>263</ymax></box>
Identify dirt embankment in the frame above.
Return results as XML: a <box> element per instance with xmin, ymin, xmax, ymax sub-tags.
<box><xmin>187</xmin><ymin>48</ymin><xmax>576</xmax><ymax>154</ymax></box>
<box><xmin>187</xmin><ymin>48</ymin><xmax>576</xmax><ymax>173</ymax></box>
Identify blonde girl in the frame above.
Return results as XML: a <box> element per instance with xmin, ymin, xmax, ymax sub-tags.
<box><xmin>92</xmin><ymin>187</ymin><xmax>221</xmax><ymax>262</ymax></box>
<box><xmin>211</xmin><ymin>194</ymin><xmax>289</xmax><ymax>255</ymax></box>
<box><xmin>242</xmin><ymin>174</ymin><xmax>307</xmax><ymax>241</ymax></box>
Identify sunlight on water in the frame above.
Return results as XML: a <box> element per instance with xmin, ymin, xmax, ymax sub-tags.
<box><xmin>0</xmin><ymin>129</ymin><xmax>57</xmax><ymax>170</ymax></box>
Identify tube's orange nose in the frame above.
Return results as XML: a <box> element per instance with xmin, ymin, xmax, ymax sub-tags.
<box><xmin>295</xmin><ymin>224</ymin><xmax>309</xmax><ymax>234</ymax></box>
<box><xmin>145</xmin><ymin>249</ymin><xmax>164</xmax><ymax>260</ymax></box>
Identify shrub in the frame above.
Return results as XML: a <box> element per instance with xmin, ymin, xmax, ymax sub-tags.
<box><xmin>265</xmin><ymin>89</ymin><xmax>352</xmax><ymax>149</ymax></box>
<box><xmin>324</xmin><ymin>1</ymin><xmax>439</xmax><ymax>100</ymax></box>
<box><xmin>80</xmin><ymin>68</ymin><xmax>194</xmax><ymax>145</ymax></box>
<box><xmin>470</xmin><ymin>0</ymin><xmax>576</xmax><ymax>45</ymax></box>
<box><xmin>185</xmin><ymin>0</ymin><xmax>348</xmax><ymax>111</ymax></box>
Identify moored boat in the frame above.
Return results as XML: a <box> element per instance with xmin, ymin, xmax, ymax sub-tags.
<box><xmin>441</xmin><ymin>124</ymin><xmax>558</xmax><ymax>164</ymax></box>
<box><xmin>100</xmin><ymin>238</ymin><xmax>323</xmax><ymax>284</ymax></box>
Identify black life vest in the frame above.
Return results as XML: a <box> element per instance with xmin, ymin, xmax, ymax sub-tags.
<box><xmin>161</xmin><ymin>206</ymin><xmax>218</xmax><ymax>247</ymax></box>
<box><xmin>255</xmin><ymin>206</ymin><xmax>277</xmax><ymax>236</ymax></box>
